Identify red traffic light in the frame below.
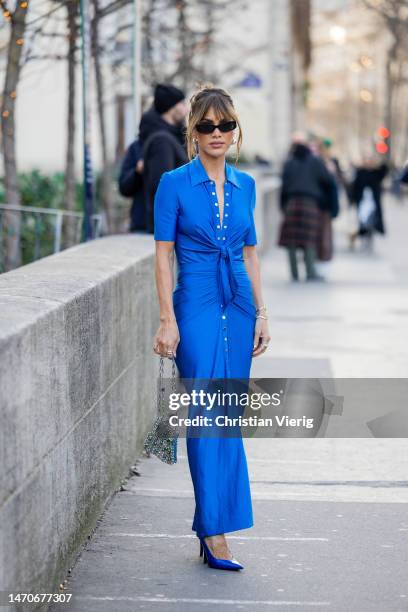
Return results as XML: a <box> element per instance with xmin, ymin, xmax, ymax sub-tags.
<box><xmin>377</xmin><ymin>126</ymin><xmax>390</xmax><ymax>139</ymax></box>
<box><xmin>376</xmin><ymin>141</ymin><xmax>388</xmax><ymax>154</ymax></box>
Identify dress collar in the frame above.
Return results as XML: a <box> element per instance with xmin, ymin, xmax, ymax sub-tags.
<box><xmin>189</xmin><ymin>154</ymin><xmax>242</xmax><ymax>189</ymax></box>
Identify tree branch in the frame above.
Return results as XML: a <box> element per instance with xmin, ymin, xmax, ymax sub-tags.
<box><xmin>97</xmin><ymin>0</ymin><xmax>132</xmax><ymax>18</ymax></box>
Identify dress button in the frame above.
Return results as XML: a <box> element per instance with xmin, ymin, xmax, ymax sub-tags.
<box><xmin>224</xmin><ymin>337</ymin><xmax>228</xmax><ymax>341</ymax></box>
<box><xmin>226</xmin><ymin>203</ymin><xmax>229</xmax><ymax>207</ymax></box>
<box><xmin>212</xmin><ymin>192</ymin><xmax>216</xmax><ymax>195</ymax></box>
<box><xmin>226</xmin><ymin>192</ymin><xmax>229</xmax><ymax>195</ymax></box>
<box><xmin>225</xmin><ymin>213</ymin><xmax>228</xmax><ymax>217</ymax></box>
<box><xmin>216</xmin><ymin>213</ymin><xmax>219</xmax><ymax>217</ymax></box>
<box><xmin>217</xmin><ymin>237</ymin><xmax>221</xmax><ymax>240</ymax></box>
<box><xmin>221</xmin><ymin>315</ymin><xmax>226</xmax><ymax>319</ymax></box>
<box><xmin>222</xmin><ymin>237</ymin><xmax>226</xmax><ymax>240</ymax></box>
<box><xmin>217</xmin><ymin>225</ymin><xmax>220</xmax><ymax>228</ymax></box>
<box><xmin>215</xmin><ymin>203</ymin><xmax>218</xmax><ymax>206</ymax></box>
<box><xmin>224</xmin><ymin>225</ymin><xmax>227</xmax><ymax>229</ymax></box>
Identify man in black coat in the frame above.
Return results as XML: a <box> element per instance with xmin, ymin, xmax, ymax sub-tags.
<box><xmin>118</xmin><ymin>140</ymin><xmax>145</xmax><ymax>232</ymax></box>
<box><xmin>401</xmin><ymin>164</ymin><xmax>408</xmax><ymax>185</ymax></box>
<box><xmin>350</xmin><ymin>159</ymin><xmax>388</xmax><ymax>235</ymax></box>
<box><xmin>118</xmin><ymin>84</ymin><xmax>188</xmax><ymax>233</ymax></box>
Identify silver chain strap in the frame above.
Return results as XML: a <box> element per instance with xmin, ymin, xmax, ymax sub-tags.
<box><xmin>144</xmin><ymin>355</ymin><xmax>178</xmax><ymax>464</ymax></box>
<box><xmin>157</xmin><ymin>355</ymin><xmax>176</xmax><ymax>416</ymax></box>
<box><xmin>171</xmin><ymin>356</ymin><xmax>176</xmax><ymax>393</ymax></box>
<box><xmin>157</xmin><ymin>355</ymin><xmax>165</xmax><ymax>415</ymax></box>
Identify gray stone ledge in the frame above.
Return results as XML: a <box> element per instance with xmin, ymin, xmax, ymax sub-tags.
<box><xmin>0</xmin><ymin>235</ymin><xmax>159</xmax><ymax>610</ymax></box>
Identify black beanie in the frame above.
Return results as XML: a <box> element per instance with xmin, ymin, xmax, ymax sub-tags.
<box><xmin>154</xmin><ymin>83</ymin><xmax>185</xmax><ymax>114</ymax></box>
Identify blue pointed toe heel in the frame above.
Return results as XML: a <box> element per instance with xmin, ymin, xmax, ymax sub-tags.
<box><xmin>199</xmin><ymin>540</ymin><xmax>207</xmax><ymax>563</ymax></box>
<box><xmin>198</xmin><ymin>536</ymin><xmax>244</xmax><ymax>571</ymax></box>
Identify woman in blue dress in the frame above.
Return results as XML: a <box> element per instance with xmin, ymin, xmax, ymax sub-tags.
<box><xmin>152</xmin><ymin>85</ymin><xmax>270</xmax><ymax>571</ymax></box>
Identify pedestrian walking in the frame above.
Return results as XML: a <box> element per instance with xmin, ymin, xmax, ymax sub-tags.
<box><xmin>152</xmin><ymin>85</ymin><xmax>270</xmax><ymax>570</ymax></box>
<box><xmin>318</xmin><ymin>138</ymin><xmax>348</xmax><ymax>200</ymax></box>
<box><xmin>316</xmin><ymin>138</ymin><xmax>341</xmax><ymax>262</ymax></box>
<box><xmin>400</xmin><ymin>162</ymin><xmax>408</xmax><ymax>185</ymax></box>
<box><xmin>118</xmin><ymin>84</ymin><xmax>188</xmax><ymax>234</ymax></box>
<box><xmin>278</xmin><ymin>135</ymin><xmax>336</xmax><ymax>281</ymax></box>
<box><xmin>118</xmin><ymin>140</ymin><xmax>146</xmax><ymax>232</ymax></box>
<box><xmin>349</xmin><ymin>156</ymin><xmax>388</xmax><ymax>251</ymax></box>
<box><xmin>140</xmin><ymin>84</ymin><xmax>189</xmax><ymax>232</ymax></box>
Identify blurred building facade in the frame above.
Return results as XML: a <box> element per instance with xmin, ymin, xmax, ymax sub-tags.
<box><xmin>124</xmin><ymin>0</ymin><xmax>295</xmax><ymax>169</ymax></box>
<box><xmin>0</xmin><ymin>0</ymin><xmax>297</xmax><ymax>175</ymax></box>
<box><xmin>307</xmin><ymin>0</ymin><xmax>408</xmax><ymax>166</ymax></box>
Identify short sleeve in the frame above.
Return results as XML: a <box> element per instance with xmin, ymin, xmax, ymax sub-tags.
<box><xmin>153</xmin><ymin>172</ymin><xmax>179</xmax><ymax>241</ymax></box>
<box><xmin>244</xmin><ymin>179</ymin><xmax>257</xmax><ymax>246</ymax></box>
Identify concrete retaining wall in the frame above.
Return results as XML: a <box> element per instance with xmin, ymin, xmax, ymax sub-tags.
<box><xmin>253</xmin><ymin>174</ymin><xmax>281</xmax><ymax>254</ymax></box>
<box><xmin>0</xmin><ymin>235</ymin><xmax>158</xmax><ymax>608</ymax></box>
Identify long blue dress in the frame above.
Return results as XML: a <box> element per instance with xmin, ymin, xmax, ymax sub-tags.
<box><xmin>154</xmin><ymin>154</ymin><xmax>257</xmax><ymax>538</ymax></box>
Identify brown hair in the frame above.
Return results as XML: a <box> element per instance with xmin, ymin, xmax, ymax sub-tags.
<box><xmin>186</xmin><ymin>84</ymin><xmax>243</xmax><ymax>162</ymax></box>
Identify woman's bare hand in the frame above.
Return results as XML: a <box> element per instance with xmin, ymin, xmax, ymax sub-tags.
<box><xmin>252</xmin><ymin>318</ymin><xmax>271</xmax><ymax>357</ymax></box>
<box><xmin>153</xmin><ymin>318</ymin><xmax>180</xmax><ymax>358</ymax></box>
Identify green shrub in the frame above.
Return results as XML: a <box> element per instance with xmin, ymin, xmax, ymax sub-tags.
<box><xmin>0</xmin><ymin>170</ymin><xmax>86</xmax><ymax>267</ymax></box>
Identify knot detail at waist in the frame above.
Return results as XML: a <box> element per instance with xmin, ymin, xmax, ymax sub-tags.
<box><xmin>176</xmin><ymin>243</ymin><xmax>246</xmax><ymax>310</ymax></box>
<box><xmin>219</xmin><ymin>245</ymin><xmax>230</xmax><ymax>260</ymax></box>
<box><xmin>217</xmin><ymin>245</ymin><xmax>238</xmax><ymax>306</ymax></box>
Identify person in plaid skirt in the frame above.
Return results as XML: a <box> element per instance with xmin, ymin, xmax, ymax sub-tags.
<box><xmin>278</xmin><ymin>134</ymin><xmax>336</xmax><ymax>281</ymax></box>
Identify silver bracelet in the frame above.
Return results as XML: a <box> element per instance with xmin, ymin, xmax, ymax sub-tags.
<box><xmin>256</xmin><ymin>305</ymin><xmax>267</xmax><ymax>313</ymax></box>
<box><xmin>256</xmin><ymin>314</ymin><xmax>268</xmax><ymax>320</ymax></box>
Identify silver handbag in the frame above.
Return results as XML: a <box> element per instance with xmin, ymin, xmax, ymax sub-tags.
<box><xmin>143</xmin><ymin>356</ymin><xmax>178</xmax><ymax>464</ymax></box>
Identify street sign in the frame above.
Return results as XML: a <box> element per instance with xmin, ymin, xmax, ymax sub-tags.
<box><xmin>236</xmin><ymin>72</ymin><xmax>262</xmax><ymax>88</ymax></box>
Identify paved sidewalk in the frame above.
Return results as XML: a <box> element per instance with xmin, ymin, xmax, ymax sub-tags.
<box><xmin>51</xmin><ymin>197</ymin><xmax>408</xmax><ymax>612</ymax></box>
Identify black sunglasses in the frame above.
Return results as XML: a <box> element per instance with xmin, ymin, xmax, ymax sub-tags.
<box><xmin>195</xmin><ymin>120</ymin><xmax>237</xmax><ymax>134</ymax></box>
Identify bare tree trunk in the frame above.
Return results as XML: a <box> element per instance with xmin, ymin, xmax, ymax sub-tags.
<box><xmin>290</xmin><ymin>0</ymin><xmax>311</xmax><ymax>130</ymax></box>
<box><xmin>142</xmin><ymin>0</ymin><xmax>160</xmax><ymax>84</ymax></box>
<box><xmin>385</xmin><ymin>37</ymin><xmax>398</xmax><ymax>166</ymax></box>
<box><xmin>362</xmin><ymin>0</ymin><xmax>408</xmax><ymax>165</ymax></box>
<box><xmin>390</xmin><ymin>60</ymin><xmax>402</xmax><ymax>165</ymax></box>
<box><xmin>177</xmin><ymin>0</ymin><xmax>191</xmax><ymax>92</ymax></box>
<box><xmin>92</xmin><ymin>0</ymin><xmax>115</xmax><ymax>232</ymax></box>
<box><xmin>1</xmin><ymin>3</ymin><xmax>28</xmax><ymax>271</ymax></box>
<box><xmin>64</xmin><ymin>0</ymin><xmax>79</xmax><ymax>247</ymax></box>
<box><xmin>202</xmin><ymin>0</ymin><xmax>216</xmax><ymax>82</ymax></box>
<box><xmin>401</xmin><ymin>83</ymin><xmax>408</xmax><ymax>164</ymax></box>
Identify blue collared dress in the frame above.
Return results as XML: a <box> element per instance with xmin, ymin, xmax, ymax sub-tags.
<box><xmin>154</xmin><ymin>154</ymin><xmax>257</xmax><ymax>538</ymax></box>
